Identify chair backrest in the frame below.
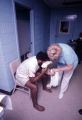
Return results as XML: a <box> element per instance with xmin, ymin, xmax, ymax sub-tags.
<box><xmin>10</xmin><ymin>59</ymin><xmax>21</xmax><ymax>82</ymax></box>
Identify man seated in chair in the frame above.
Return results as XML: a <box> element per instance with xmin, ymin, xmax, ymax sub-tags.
<box><xmin>16</xmin><ymin>51</ymin><xmax>51</xmax><ymax>112</ymax></box>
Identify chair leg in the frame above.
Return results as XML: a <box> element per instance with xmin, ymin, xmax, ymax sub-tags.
<box><xmin>12</xmin><ymin>84</ymin><xmax>16</xmax><ymax>94</ymax></box>
<box><xmin>12</xmin><ymin>83</ymin><xmax>30</xmax><ymax>95</ymax></box>
<box><xmin>17</xmin><ymin>87</ymin><xmax>30</xmax><ymax>94</ymax></box>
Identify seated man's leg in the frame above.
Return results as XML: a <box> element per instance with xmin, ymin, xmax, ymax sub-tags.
<box><xmin>41</xmin><ymin>74</ymin><xmax>52</xmax><ymax>92</ymax></box>
<box><xmin>25</xmin><ymin>80</ymin><xmax>45</xmax><ymax>111</ymax></box>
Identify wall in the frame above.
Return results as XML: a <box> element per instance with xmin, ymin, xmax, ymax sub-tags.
<box><xmin>0</xmin><ymin>0</ymin><xmax>50</xmax><ymax>92</ymax></box>
<box><xmin>15</xmin><ymin>0</ymin><xmax>50</xmax><ymax>54</ymax></box>
<box><xmin>0</xmin><ymin>0</ymin><xmax>19</xmax><ymax>92</ymax></box>
<box><xmin>33</xmin><ymin>0</ymin><xmax>50</xmax><ymax>53</ymax></box>
<box><xmin>50</xmin><ymin>7</ymin><xmax>82</xmax><ymax>44</ymax></box>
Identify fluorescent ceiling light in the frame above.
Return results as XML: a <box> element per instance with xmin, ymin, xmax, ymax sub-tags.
<box><xmin>65</xmin><ymin>14</ymin><xmax>77</xmax><ymax>20</ymax></box>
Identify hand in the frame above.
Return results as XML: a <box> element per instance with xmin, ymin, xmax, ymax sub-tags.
<box><xmin>35</xmin><ymin>71</ymin><xmax>41</xmax><ymax>77</ymax></box>
<box><xmin>50</xmin><ymin>72</ymin><xmax>55</xmax><ymax>76</ymax></box>
<box><xmin>30</xmin><ymin>77</ymin><xmax>37</xmax><ymax>84</ymax></box>
<box><xmin>29</xmin><ymin>77</ymin><xmax>34</xmax><ymax>82</ymax></box>
<box><xmin>52</xmin><ymin>68</ymin><xmax>58</xmax><ymax>72</ymax></box>
<box><xmin>41</xmin><ymin>67</ymin><xmax>48</xmax><ymax>74</ymax></box>
<box><xmin>46</xmin><ymin>69</ymin><xmax>55</xmax><ymax>76</ymax></box>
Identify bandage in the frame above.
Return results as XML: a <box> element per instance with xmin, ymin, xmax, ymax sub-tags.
<box><xmin>41</xmin><ymin>61</ymin><xmax>52</xmax><ymax>68</ymax></box>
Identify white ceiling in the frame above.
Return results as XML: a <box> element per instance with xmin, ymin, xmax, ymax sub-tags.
<box><xmin>43</xmin><ymin>0</ymin><xmax>82</xmax><ymax>8</ymax></box>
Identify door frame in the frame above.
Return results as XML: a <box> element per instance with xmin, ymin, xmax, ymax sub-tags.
<box><xmin>13</xmin><ymin>2</ymin><xmax>35</xmax><ymax>57</ymax></box>
<box><xmin>30</xmin><ymin>10</ymin><xmax>35</xmax><ymax>56</ymax></box>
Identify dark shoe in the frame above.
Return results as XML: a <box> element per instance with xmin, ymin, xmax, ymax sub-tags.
<box><xmin>34</xmin><ymin>104</ymin><xmax>45</xmax><ymax>111</ymax></box>
<box><xmin>0</xmin><ymin>103</ymin><xmax>6</xmax><ymax>108</ymax></box>
<box><xmin>78</xmin><ymin>109</ymin><xmax>82</xmax><ymax>115</ymax></box>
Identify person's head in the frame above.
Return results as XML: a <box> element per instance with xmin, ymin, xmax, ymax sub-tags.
<box><xmin>36</xmin><ymin>51</ymin><xmax>49</xmax><ymax>66</ymax></box>
<box><xmin>47</xmin><ymin>44</ymin><xmax>62</xmax><ymax>60</ymax></box>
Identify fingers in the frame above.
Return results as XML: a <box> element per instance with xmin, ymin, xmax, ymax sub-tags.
<box><xmin>42</xmin><ymin>68</ymin><xmax>48</xmax><ymax>73</ymax></box>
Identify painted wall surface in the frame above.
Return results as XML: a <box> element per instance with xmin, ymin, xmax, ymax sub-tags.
<box><xmin>15</xmin><ymin>0</ymin><xmax>50</xmax><ymax>54</ymax></box>
<box><xmin>33</xmin><ymin>0</ymin><xmax>50</xmax><ymax>54</ymax></box>
<box><xmin>0</xmin><ymin>0</ymin><xmax>50</xmax><ymax>92</ymax></box>
<box><xmin>50</xmin><ymin>7</ymin><xmax>82</xmax><ymax>44</ymax></box>
<box><xmin>0</xmin><ymin>0</ymin><xmax>19</xmax><ymax>91</ymax></box>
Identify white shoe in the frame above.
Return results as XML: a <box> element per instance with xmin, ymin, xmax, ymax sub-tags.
<box><xmin>59</xmin><ymin>93</ymin><xmax>64</xmax><ymax>99</ymax></box>
<box><xmin>47</xmin><ymin>84</ymin><xmax>52</xmax><ymax>89</ymax></box>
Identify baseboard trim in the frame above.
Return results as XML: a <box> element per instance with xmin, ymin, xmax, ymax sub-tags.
<box><xmin>0</xmin><ymin>89</ymin><xmax>13</xmax><ymax>95</ymax></box>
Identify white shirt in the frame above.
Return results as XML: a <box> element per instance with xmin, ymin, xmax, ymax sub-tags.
<box><xmin>16</xmin><ymin>56</ymin><xmax>39</xmax><ymax>79</ymax></box>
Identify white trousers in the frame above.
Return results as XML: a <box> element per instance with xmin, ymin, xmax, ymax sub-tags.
<box><xmin>47</xmin><ymin>69</ymin><xmax>74</xmax><ymax>94</ymax></box>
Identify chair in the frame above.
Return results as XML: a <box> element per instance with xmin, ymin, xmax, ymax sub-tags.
<box><xmin>10</xmin><ymin>59</ymin><xmax>30</xmax><ymax>94</ymax></box>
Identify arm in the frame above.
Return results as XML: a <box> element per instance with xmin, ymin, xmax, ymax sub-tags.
<box><xmin>30</xmin><ymin>68</ymin><xmax>48</xmax><ymax>83</ymax></box>
<box><xmin>45</xmin><ymin>69</ymin><xmax>55</xmax><ymax>76</ymax></box>
<box><xmin>52</xmin><ymin>64</ymin><xmax>74</xmax><ymax>72</ymax></box>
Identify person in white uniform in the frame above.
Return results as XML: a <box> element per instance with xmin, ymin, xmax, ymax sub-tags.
<box><xmin>47</xmin><ymin>43</ymin><xmax>78</xmax><ymax>99</ymax></box>
<box><xmin>16</xmin><ymin>52</ymin><xmax>51</xmax><ymax>111</ymax></box>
